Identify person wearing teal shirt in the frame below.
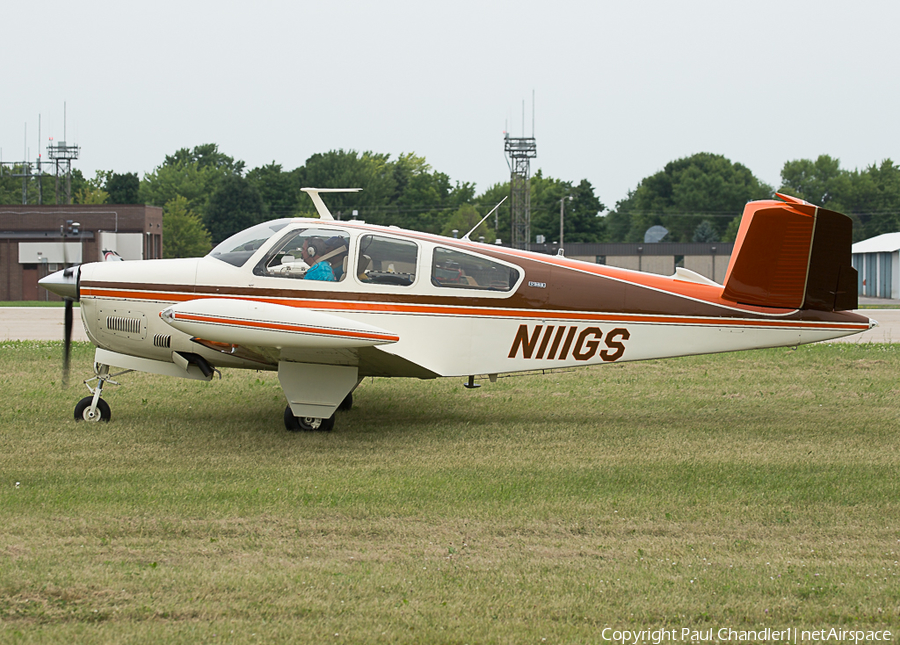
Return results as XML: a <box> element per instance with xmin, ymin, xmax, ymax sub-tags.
<box><xmin>304</xmin><ymin>260</ymin><xmax>335</xmax><ymax>281</ymax></box>
<box><xmin>301</xmin><ymin>236</ymin><xmax>347</xmax><ymax>282</ymax></box>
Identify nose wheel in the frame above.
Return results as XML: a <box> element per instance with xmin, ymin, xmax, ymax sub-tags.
<box><xmin>74</xmin><ymin>396</ymin><xmax>111</xmax><ymax>422</ymax></box>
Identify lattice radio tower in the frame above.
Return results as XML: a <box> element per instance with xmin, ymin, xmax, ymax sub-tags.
<box><xmin>47</xmin><ymin>104</ymin><xmax>80</xmax><ymax>205</ymax></box>
<box><xmin>504</xmin><ymin>99</ymin><xmax>537</xmax><ymax>250</ymax></box>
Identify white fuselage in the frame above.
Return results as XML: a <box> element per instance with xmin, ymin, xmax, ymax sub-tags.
<box><xmin>76</xmin><ymin>219</ymin><xmax>873</xmax><ymax>381</ymax></box>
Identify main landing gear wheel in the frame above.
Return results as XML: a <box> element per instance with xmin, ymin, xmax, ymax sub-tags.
<box><xmin>74</xmin><ymin>396</ymin><xmax>111</xmax><ymax>423</ymax></box>
<box><xmin>283</xmin><ymin>405</ymin><xmax>335</xmax><ymax>432</ymax></box>
<box><xmin>338</xmin><ymin>392</ymin><xmax>353</xmax><ymax>411</ymax></box>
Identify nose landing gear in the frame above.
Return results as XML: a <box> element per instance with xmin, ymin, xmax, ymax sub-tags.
<box><xmin>73</xmin><ymin>362</ymin><xmax>129</xmax><ymax>423</ymax></box>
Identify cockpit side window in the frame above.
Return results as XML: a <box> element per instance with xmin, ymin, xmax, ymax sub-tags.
<box><xmin>356</xmin><ymin>235</ymin><xmax>418</xmax><ymax>287</ymax></box>
<box><xmin>254</xmin><ymin>228</ymin><xmax>351</xmax><ymax>282</ymax></box>
<box><xmin>431</xmin><ymin>247</ymin><xmax>520</xmax><ymax>291</ymax></box>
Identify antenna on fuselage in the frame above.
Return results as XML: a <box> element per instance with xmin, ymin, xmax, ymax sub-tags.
<box><xmin>462</xmin><ymin>196</ymin><xmax>507</xmax><ymax>242</ymax></box>
<box><xmin>300</xmin><ymin>188</ymin><xmax>362</xmax><ymax>221</ymax></box>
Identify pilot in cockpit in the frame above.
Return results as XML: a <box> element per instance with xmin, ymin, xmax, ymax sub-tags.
<box><xmin>301</xmin><ymin>236</ymin><xmax>348</xmax><ymax>282</ymax></box>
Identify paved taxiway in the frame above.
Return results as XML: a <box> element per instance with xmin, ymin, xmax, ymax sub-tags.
<box><xmin>0</xmin><ymin>307</ymin><xmax>898</xmax><ymax>344</ymax></box>
<box><xmin>1</xmin><ymin>308</ymin><xmax>90</xmax><ymax>342</ymax></box>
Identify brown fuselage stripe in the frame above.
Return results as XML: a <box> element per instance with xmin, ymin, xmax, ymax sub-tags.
<box><xmin>83</xmin><ymin>286</ymin><xmax>870</xmax><ymax>332</ymax></box>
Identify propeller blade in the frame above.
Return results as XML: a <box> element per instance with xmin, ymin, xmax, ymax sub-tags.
<box><xmin>63</xmin><ymin>297</ymin><xmax>73</xmax><ymax>386</ymax></box>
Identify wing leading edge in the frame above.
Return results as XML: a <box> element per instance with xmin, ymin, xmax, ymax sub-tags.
<box><xmin>160</xmin><ymin>298</ymin><xmax>399</xmax><ymax>350</ymax></box>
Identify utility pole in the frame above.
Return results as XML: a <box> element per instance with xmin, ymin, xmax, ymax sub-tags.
<box><xmin>559</xmin><ymin>194</ymin><xmax>572</xmax><ymax>254</ymax></box>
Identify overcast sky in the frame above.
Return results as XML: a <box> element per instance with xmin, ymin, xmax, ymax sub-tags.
<box><xmin>4</xmin><ymin>0</ymin><xmax>898</xmax><ymax>210</ymax></box>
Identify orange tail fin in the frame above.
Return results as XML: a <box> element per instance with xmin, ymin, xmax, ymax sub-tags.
<box><xmin>722</xmin><ymin>193</ymin><xmax>857</xmax><ymax>311</ymax></box>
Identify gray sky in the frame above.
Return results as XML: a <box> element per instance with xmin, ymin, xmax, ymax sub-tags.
<box><xmin>4</xmin><ymin>0</ymin><xmax>898</xmax><ymax>209</ymax></box>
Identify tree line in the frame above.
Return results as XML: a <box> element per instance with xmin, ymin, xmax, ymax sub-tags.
<box><xmin>609</xmin><ymin>152</ymin><xmax>900</xmax><ymax>244</ymax></box>
<box><xmin>2</xmin><ymin>144</ymin><xmax>899</xmax><ymax>257</ymax></box>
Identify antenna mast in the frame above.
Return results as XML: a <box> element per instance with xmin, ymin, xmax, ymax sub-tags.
<box><xmin>504</xmin><ymin>93</ymin><xmax>537</xmax><ymax>250</ymax></box>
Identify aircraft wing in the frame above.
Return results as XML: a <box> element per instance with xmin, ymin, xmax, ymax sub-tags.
<box><xmin>157</xmin><ymin>298</ymin><xmax>435</xmax><ymax>420</ymax></box>
<box><xmin>159</xmin><ymin>298</ymin><xmax>438</xmax><ymax>380</ymax></box>
<box><xmin>160</xmin><ymin>298</ymin><xmax>399</xmax><ymax>352</ymax></box>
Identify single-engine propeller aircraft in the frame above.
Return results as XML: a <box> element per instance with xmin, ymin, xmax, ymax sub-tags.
<box><xmin>41</xmin><ymin>188</ymin><xmax>874</xmax><ymax>431</ymax></box>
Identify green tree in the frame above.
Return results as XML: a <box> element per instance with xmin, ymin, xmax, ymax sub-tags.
<box><xmin>611</xmin><ymin>153</ymin><xmax>772</xmax><ymax>242</ymax></box>
<box><xmin>604</xmin><ymin>206</ymin><xmax>632</xmax><ymax>242</ymax></box>
<box><xmin>73</xmin><ymin>169</ymin><xmax>124</xmax><ymax>204</ymax></box>
<box><xmin>107</xmin><ymin>172</ymin><xmax>140</xmax><ymax>204</ymax></box>
<box><xmin>204</xmin><ymin>174</ymin><xmax>266</xmax><ymax>244</ymax></box>
<box><xmin>68</xmin><ymin>169</ymin><xmax>88</xmax><ymax>203</ymax></box>
<box><xmin>776</xmin><ymin>156</ymin><xmax>900</xmax><ymax>240</ymax></box>
<box><xmin>246</xmin><ymin>162</ymin><xmax>300</xmax><ymax>216</ymax></box>
<box><xmin>473</xmin><ymin>182</ymin><xmax>511</xmax><ymax>244</ymax></box>
<box><xmin>165</xmin><ymin>143</ymin><xmax>245</xmax><ymax>175</ymax></box>
<box><xmin>292</xmin><ymin>149</ymin><xmax>477</xmax><ymax>233</ymax></box>
<box><xmin>778</xmin><ymin>155</ymin><xmax>852</xmax><ymax>212</ymax></box>
<box><xmin>854</xmin><ymin>160</ymin><xmax>900</xmax><ymax>238</ymax></box>
<box><xmin>74</xmin><ymin>170</ymin><xmax>111</xmax><ymax>204</ymax></box>
<box><xmin>163</xmin><ymin>196</ymin><xmax>212</xmax><ymax>258</ymax></box>
<box><xmin>722</xmin><ymin>215</ymin><xmax>741</xmax><ymax>242</ymax></box>
<box><xmin>0</xmin><ymin>164</ymin><xmax>56</xmax><ymax>204</ymax></box>
<box><xmin>563</xmin><ymin>178</ymin><xmax>605</xmax><ymax>243</ymax></box>
<box><xmin>692</xmin><ymin>220</ymin><xmax>718</xmax><ymax>243</ymax></box>
<box><xmin>439</xmin><ymin>204</ymin><xmax>496</xmax><ymax>242</ymax></box>
<box><xmin>139</xmin><ymin>144</ymin><xmax>243</xmax><ymax>217</ymax></box>
<box><xmin>75</xmin><ymin>186</ymin><xmax>109</xmax><ymax>204</ymax></box>
<box><xmin>529</xmin><ymin>172</ymin><xmax>606</xmax><ymax>244</ymax></box>
<box><xmin>386</xmin><ymin>153</ymin><xmax>476</xmax><ymax>233</ymax></box>
<box><xmin>297</xmin><ymin>150</ymin><xmax>396</xmax><ymax>221</ymax></box>
<box><xmin>86</xmin><ymin>170</ymin><xmax>113</xmax><ymax>191</ymax></box>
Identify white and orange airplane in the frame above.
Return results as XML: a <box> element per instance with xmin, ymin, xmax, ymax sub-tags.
<box><xmin>40</xmin><ymin>189</ymin><xmax>873</xmax><ymax>431</ymax></box>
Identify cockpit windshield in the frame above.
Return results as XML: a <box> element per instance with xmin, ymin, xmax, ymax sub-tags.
<box><xmin>208</xmin><ymin>220</ymin><xmax>294</xmax><ymax>267</ymax></box>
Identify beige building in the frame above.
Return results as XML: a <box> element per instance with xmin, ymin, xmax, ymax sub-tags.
<box><xmin>538</xmin><ymin>242</ymin><xmax>733</xmax><ymax>283</ymax></box>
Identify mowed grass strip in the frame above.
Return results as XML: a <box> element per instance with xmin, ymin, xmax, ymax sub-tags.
<box><xmin>0</xmin><ymin>341</ymin><xmax>898</xmax><ymax>643</ymax></box>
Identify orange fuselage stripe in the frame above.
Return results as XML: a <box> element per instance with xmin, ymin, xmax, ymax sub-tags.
<box><xmin>172</xmin><ymin>311</ymin><xmax>400</xmax><ymax>342</ymax></box>
<box><xmin>82</xmin><ymin>287</ymin><xmax>869</xmax><ymax>332</ymax></box>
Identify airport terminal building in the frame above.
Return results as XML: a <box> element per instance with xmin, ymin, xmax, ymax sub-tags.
<box><xmin>0</xmin><ymin>205</ymin><xmax>162</xmax><ymax>301</ymax></box>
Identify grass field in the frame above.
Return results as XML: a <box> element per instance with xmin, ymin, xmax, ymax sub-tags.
<box><xmin>1</xmin><ymin>341</ymin><xmax>898</xmax><ymax>643</ymax></box>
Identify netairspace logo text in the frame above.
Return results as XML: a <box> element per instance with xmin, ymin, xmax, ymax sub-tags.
<box><xmin>599</xmin><ymin>627</ymin><xmax>893</xmax><ymax>644</ymax></box>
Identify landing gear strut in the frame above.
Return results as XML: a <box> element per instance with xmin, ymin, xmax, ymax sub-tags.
<box><xmin>74</xmin><ymin>363</ymin><xmax>129</xmax><ymax>423</ymax></box>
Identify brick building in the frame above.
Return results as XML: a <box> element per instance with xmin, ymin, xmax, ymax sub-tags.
<box><xmin>0</xmin><ymin>205</ymin><xmax>162</xmax><ymax>301</ymax></box>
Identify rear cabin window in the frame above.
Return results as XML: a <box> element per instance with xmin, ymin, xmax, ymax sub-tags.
<box><xmin>356</xmin><ymin>235</ymin><xmax>418</xmax><ymax>287</ymax></box>
<box><xmin>431</xmin><ymin>247</ymin><xmax>520</xmax><ymax>291</ymax></box>
<box><xmin>254</xmin><ymin>228</ymin><xmax>350</xmax><ymax>282</ymax></box>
